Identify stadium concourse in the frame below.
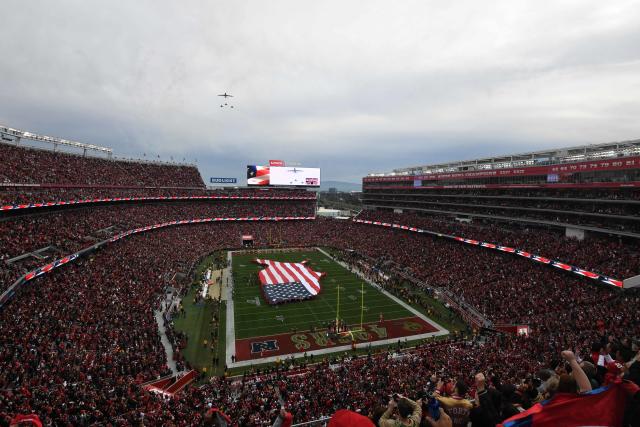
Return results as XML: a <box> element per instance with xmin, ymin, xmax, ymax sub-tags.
<box><xmin>0</xmin><ymin>141</ymin><xmax>639</xmax><ymax>426</ymax></box>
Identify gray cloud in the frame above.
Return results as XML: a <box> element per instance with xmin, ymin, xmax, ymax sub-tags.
<box><xmin>1</xmin><ymin>0</ymin><xmax>640</xmax><ymax>183</ymax></box>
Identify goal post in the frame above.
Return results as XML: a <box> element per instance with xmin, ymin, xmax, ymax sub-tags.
<box><xmin>334</xmin><ymin>279</ymin><xmax>366</xmax><ymax>335</ymax></box>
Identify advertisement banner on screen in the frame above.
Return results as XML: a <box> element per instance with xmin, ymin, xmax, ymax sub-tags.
<box><xmin>270</xmin><ymin>167</ymin><xmax>321</xmax><ymax>187</ymax></box>
<box><xmin>247</xmin><ymin>165</ymin><xmax>270</xmax><ymax>186</ymax></box>
<box><xmin>269</xmin><ymin>160</ymin><xmax>285</xmax><ymax>167</ymax></box>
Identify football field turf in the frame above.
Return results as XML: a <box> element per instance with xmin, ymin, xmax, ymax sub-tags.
<box><xmin>232</xmin><ymin>249</ymin><xmax>412</xmax><ymax>339</ymax></box>
<box><xmin>229</xmin><ymin>248</ymin><xmax>448</xmax><ymax>364</ymax></box>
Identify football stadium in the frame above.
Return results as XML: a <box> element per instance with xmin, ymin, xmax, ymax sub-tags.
<box><xmin>1</xmin><ymin>2</ymin><xmax>640</xmax><ymax>427</ymax></box>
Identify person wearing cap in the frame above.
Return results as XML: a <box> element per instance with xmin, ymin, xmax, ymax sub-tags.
<box><xmin>379</xmin><ymin>395</ymin><xmax>422</xmax><ymax>427</ymax></box>
<box><xmin>328</xmin><ymin>409</ymin><xmax>375</xmax><ymax>427</ymax></box>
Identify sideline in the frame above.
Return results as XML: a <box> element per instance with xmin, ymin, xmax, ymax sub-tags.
<box><xmin>226</xmin><ymin>247</ymin><xmax>449</xmax><ymax>368</ymax></box>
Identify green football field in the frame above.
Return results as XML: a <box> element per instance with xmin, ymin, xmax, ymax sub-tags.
<box><xmin>232</xmin><ymin>249</ymin><xmax>414</xmax><ymax>339</ymax></box>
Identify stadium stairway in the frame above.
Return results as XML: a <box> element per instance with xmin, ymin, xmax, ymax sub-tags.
<box><xmin>163</xmin><ymin>370</ymin><xmax>199</xmax><ymax>395</ymax></box>
<box><xmin>141</xmin><ymin>370</ymin><xmax>199</xmax><ymax>397</ymax></box>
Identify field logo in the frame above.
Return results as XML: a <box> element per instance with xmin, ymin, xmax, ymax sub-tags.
<box><xmin>251</xmin><ymin>340</ymin><xmax>279</xmax><ymax>354</ymax></box>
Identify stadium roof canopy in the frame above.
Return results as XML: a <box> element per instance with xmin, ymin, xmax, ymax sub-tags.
<box><xmin>0</xmin><ymin>124</ymin><xmax>113</xmax><ymax>156</ymax></box>
<box><xmin>368</xmin><ymin>139</ymin><xmax>640</xmax><ymax>177</ymax></box>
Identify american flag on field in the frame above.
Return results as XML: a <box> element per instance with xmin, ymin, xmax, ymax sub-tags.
<box><xmin>255</xmin><ymin>259</ymin><xmax>325</xmax><ymax>304</ymax></box>
<box><xmin>247</xmin><ymin>165</ymin><xmax>270</xmax><ymax>185</ymax></box>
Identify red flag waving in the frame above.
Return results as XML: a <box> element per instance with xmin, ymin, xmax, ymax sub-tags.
<box><xmin>10</xmin><ymin>414</ymin><xmax>43</xmax><ymax>427</ymax></box>
<box><xmin>500</xmin><ymin>379</ymin><xmax>639</xmax><ymax>427</ymax></box>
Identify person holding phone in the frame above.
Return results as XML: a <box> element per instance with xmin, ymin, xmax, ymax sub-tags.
<box><xmin>379</xmin><ymin>394</ymin><xmax>422</xmax><ymax>427</ymax></box>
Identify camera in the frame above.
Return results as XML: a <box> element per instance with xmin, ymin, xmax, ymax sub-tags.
<box><xmin>418</xmin><ymin>390</ymin><xmax>440</xmax><ymax>421</ymax></box>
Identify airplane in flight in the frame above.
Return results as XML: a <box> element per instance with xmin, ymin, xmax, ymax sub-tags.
<box><xmin>218</xmin><ymin>93</ymin><xmax>233</xmax><ymax>98</ymax></box>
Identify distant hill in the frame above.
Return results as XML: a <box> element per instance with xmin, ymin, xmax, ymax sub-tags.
<box><xmin>320</xmin><ymin>180</ymin><xmax>362</xmax><ymax>192</ymax></box>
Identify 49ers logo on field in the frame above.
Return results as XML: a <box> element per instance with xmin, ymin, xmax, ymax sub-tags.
<box><xmin>250</xmin><ymin>339</ymin><xmax>279</xmax><ymax>354</ymax></box>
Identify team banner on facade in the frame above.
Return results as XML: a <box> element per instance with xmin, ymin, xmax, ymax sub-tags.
<box><xmin>255</xmin><ymin>259</ymin><xmax>325</xmax><ymax>304</ymax></box>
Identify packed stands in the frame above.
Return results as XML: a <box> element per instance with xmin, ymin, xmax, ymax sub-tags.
<box><xmin>1</xmin><ymin>218</ymin><xmax>638</xmax><ymax>425</ymax></box>
<box><xmin>355</xmin><ymin>210</ymin><xmax>640</xmax><ymax>280</ymax></box>
<box><xmin>0</xmin><ymin>138</ymin><xmax>638</xmax><ymax>426</ymax></box>
<box><xmin>0</xmin><ymin>199</ymin><xmax>316</xmax><ymax>295</ymax></box>
<box><xmin>0</xmin><ymin>187</ymin><xmax>313</xmax><ymax>207</ymax></box>
<box><xmin>0</xmin><ymin>142</ymin><xmax>204</xmax><ymax>188</ymax></box>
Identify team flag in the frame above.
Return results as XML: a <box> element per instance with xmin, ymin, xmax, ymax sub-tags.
<box><xmin>500</xmin><ymin>379</ymin><xmax>640</xmax><ymax>427</ymax></box>
<box><xmin>255</xmin><ymin>259</ymin><xmax>325</xmax><ymax>304</ymax></box>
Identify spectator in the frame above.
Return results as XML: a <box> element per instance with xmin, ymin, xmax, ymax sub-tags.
<box><xmin>379</xmin><ymin>395</ymin><xmax>422</xmax><ymax>427</ymax></box>
<box><xmin>435</xmin><ymin>381</ymin><xmax>472</xmax><ymax>427</ymax></box>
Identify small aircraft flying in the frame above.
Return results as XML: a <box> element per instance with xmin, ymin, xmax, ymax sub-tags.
<box><xmin>218</xmin><ymin>93</ymin><xmax>233</xmax><ymax>98</ymax></box>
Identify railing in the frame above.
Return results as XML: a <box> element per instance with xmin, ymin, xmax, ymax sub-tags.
<box><xmin>292</xmin><ymin>417</ymin><xmax>331</xmax><ymax>427</ymax></box>
<box><xmin>0</xmin><ymin>127</ymin><xmax>197</xmax><ymax>166</ymax></box>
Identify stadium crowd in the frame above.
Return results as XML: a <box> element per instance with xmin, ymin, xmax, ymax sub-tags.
<box><xmin>0</xmin><ymin>214</ymin><xmax>639</xmax><ymax>425</ymax></box>
<box><xmin>0</xmin><ymin>200</ymin><xmax>316</xmax><ymax>295</ymax></box>
<box><xmin>0</xmin><ymin>143</ymin><xmax>204</xmax><ymax>188</ymax></box>
<box><xmin>365</xmin><ymin>201</ymin><xmax>640</xmax><ymax>234</ymax></box>
<box><xmin>0</xmin><ymin>187</ymin><xmax>313</xmax><ymax>207</ymax></box>
<box><xmin>363</xmin><ymin>188</ymin><xmax>640</xmax><ymax>200</ymax></box>
<box><xmin>355</xmin><ymin>210</ymin><xmax>640</xmax><ymax>280</ymax></box>
<box><xmin>364</xmin><ymin>196</ymin><xmax>640</xmax><ymax>216</ymax></box>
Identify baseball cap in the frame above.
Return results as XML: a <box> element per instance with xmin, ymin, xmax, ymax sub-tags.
<box><xmin>328</xmin><ymin>410</ymin><xmax>375</xmax><ymax>427</ymax></box>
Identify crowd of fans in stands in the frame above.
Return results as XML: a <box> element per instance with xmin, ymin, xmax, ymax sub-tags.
<box><xmin>0</xmin><ymin>143</ymin><xmax>204</xmax><ymax>187</ymax></box>
<box><xmin>366</xmin><ymin>201</ymin><xmax>640</xmax><ymax>234</ymax></box>
<box><xmin>356</xmin><ymin>210</ymin><xmax>640</xmax><ymax>280</ymax></box>
<box><xmin>365</xmin><ymin>195</ymin><xmax>640</xmax><ymax>216</ymax></box>
<box><xmin>0</xmin><ymin>141</ymin><xmax>639</xmax><ymax>426</ymax></box>
<box><xmin>0</xmin><ymin>200</ymin><xmax>316</xmax><ymax>295</ymax></box>
<box><xmin>0</xmin><ymin>187</ymin><xmax>313</xmax><ymax>206</ymax></box>
<box><xmin>0</xmin><ymin>213</ymin><xmax>638</xmax><ymax>425</ymax></box>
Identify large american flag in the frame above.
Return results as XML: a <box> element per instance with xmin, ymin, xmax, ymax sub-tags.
<box><xmin>255</xmin><ymin>259</ymin><xmax>325</xmax><ymax>304</ymax></box>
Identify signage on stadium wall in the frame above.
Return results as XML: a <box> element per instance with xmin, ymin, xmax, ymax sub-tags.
<box><xmin>362</xmin><ymin>182</ymin><xmax>640</xmax><ymax>191</ymax></box>
<box><xmin>363</xmin><ymin>156</ymin><xmax>640</xmax><ymax>183</ymax></box>
<box><xmin>352</xmin><ymin>218</ymin><xmax>625</xmax><ymax>289</ymax></box>
<box><xmin>0</xmin><ymin>194</ymin><xmax>317</xmax><ymax>212</ymax></box>
<box><xmin>210</xmin><ymin>177</ymin><xmax>237</xmax><ymax>184</ymax></box>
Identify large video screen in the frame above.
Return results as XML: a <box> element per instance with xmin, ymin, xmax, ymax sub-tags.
<box><xmin>247</xmin><ymin>165</ymin><xmax>321</xmax><ymax>186</ymax></box>
<box><xmin>270</xmin><ymin>166</ymin><xmax>321</xmax><ymax>186</ymax></box>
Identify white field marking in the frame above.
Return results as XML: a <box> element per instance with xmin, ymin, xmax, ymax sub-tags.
<box><xmin>225</xmin><ymin>251</ymin><xmax>237</xmax><ymax>366</ymax></box>
<box><xmin>226</xmin><ymin>247</ymin><xmax>450</xmax><ymax>368</ymax></box>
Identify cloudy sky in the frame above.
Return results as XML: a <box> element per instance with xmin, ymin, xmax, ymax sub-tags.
<box><xmin>1</xmin><ymin>1</ymin><xmax>640</xmax><ymax>184</ymax></box>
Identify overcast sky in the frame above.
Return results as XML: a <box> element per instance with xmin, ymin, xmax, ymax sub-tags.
<box><xmin>1</xmin><ymin>1</ymin><xmax>640</xmax><ymax>184</ymax></box>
